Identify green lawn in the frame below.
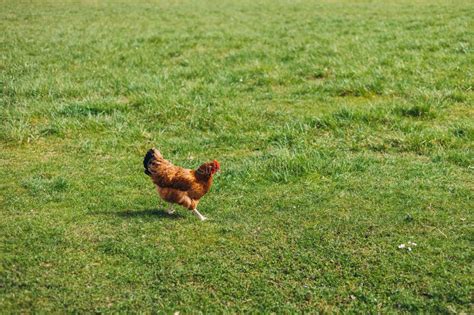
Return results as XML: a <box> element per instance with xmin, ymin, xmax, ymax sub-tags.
<box><xmin>1</xmin><ymin>0</ymin><xmax>473</xmax><ymax>312</ymax></box>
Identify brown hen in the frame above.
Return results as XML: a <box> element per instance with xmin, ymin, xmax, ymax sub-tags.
<box><xmin>143</xmin><ymin>148</ymin><xmax>220</xmax><ymax>221</ymax></box>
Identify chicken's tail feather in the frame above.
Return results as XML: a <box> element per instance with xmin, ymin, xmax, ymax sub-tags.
<box><xmin>143</xmin><ymin>148</ymin><xmax>162</xmax><ymax>176</ymax></box>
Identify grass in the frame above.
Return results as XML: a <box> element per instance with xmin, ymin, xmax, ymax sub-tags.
<box><xmin>1</xmin><ymin>0</ymin><xmax>473</xmax><ymax>312</ymax></box>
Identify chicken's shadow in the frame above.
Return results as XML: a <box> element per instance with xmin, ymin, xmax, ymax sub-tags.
<box><xmin>97</xmin><ymin>209</ymin><xmax>184</xmax><ymax>220</ymax></box>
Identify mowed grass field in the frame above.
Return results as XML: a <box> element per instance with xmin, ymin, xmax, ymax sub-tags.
<box><xmin>1</xmin><ymin>0</ymin><xmax>473</xmax><ymax>312</ymax></box>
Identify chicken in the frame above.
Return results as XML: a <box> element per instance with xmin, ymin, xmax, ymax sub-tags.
<box><xmin>143</xmin><ymin>148</ymin><xmax>220</xmax><ymax>221</ymax></box>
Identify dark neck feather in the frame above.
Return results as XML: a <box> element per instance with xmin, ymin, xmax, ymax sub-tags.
<box><xmin>195</xmin><ymin>163</ymin><xmax>213</xmax><ymax>181</ymax></box>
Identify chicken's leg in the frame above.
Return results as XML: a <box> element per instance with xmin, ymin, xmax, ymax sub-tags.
<box><xmin>192</xmin><ymin>208</ymin><xmax>207</xmax><ymax>221</ymax></box>
<box><xmin>166</xmin><ymin>204</ymin><xmax>175</xmax><ymax>214</ymax></box>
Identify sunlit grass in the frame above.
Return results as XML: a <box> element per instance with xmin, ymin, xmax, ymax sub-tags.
<box><xmin>1</xmin><ymin>0</ymin><xmax>473</xmax><ymax>312</ymax></box>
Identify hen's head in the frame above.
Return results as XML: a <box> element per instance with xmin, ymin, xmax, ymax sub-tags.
<box><xmin>197</xmin><ymin>160</ymin><xmax>221</xmax><ymax>176</ymax></box>
<box><xmin>211</xmin><ymin>160</ymin><xmax>221</xmax><ymax>174</ymax></box>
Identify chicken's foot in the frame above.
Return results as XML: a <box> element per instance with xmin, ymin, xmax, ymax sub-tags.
<box><xmin>166</xmin><ymin>205</ymin><xmax>175</xmax><ymax>214</ymax></box>
<box><xmin>192</xmin><ymin>208</ymin><xmax>207</xmax><ymax>221</ymax></box>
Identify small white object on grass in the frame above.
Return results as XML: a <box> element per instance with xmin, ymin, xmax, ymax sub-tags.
<box><xmin>399</xmin><ymin>241</ymin><xmax>417</xmax><ymax>251</ymax></box>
